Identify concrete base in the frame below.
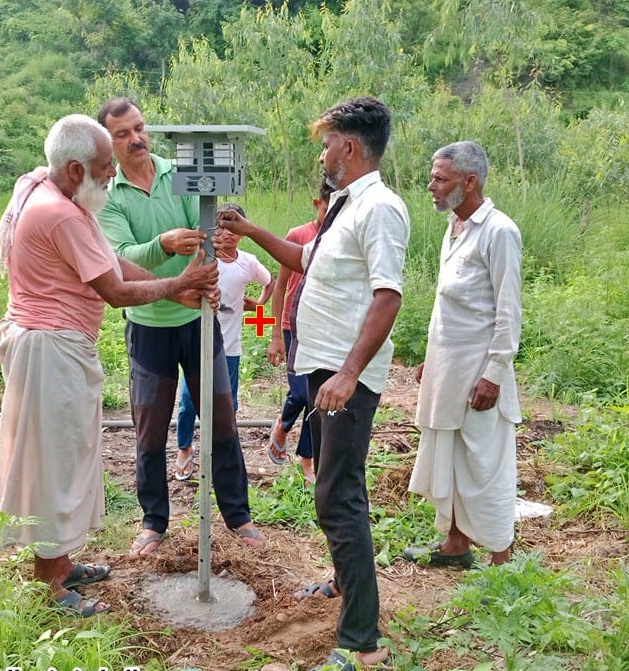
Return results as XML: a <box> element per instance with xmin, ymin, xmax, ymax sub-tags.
<box><xmin>137</xmin><ymin>571</ymin><xmax>256</xmax><ymax>632</ymax></box>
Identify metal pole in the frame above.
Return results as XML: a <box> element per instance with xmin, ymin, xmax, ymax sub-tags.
<box><xmin>197</xmin><ymin>195</ymin><xmax>217</xmax><ymax>602</ymax></box>
<box><xmin>101</xmin><ymin>418</ymin><xmax>274</xmax><ymax>429</ymax></box>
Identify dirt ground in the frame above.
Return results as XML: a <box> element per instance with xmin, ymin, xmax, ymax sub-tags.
<box><xmin>84</xmin><ymin>364</ymin><xmax>627</xmax><ymax>671</ymax></box>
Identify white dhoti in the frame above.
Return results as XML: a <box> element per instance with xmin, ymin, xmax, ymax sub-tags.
<box><xmin>409</xmin><ymin>405</ymin><xmax>516</xmax><ymax>552</ymax></box>
<box><xmin>0</xmin><ymin>321</ymin><xmax>105</xmax><ymax>557</ymax></box>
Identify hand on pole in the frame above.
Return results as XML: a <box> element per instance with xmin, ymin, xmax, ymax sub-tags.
<box><xmin>160</xmin><ymin>227</ymin><xmax>207</xmax><ymax>256</ymax></box>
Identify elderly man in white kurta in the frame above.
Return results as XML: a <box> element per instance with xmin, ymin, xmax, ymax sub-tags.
<box><xmin>405</xmin><ymin>141</ymin><xmax>522</xmax><ymax>567</ymax></box>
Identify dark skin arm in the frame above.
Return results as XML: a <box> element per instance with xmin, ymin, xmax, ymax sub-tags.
<box><xmin>243</xmin><ymin>277</ymin><xmax>276</xmax><ymax>311</ymax></box>
<box><xmin>216</xmin><ymin>209</ymin><xmax>304</xmax><ymax>273</ymax></box>
<box><xmin>470</xmin><ymin>377</ymin><xmax>500</xmax><ymax>411</ymax></box>
<box><xmin>315</xmin><ymin>288</ymin><xmax>402</xmax><ymax>411</ymax></box>
<box><xmin>89</xmin><ymin>251</ymin><xmax>220</xmax><ymax>311</ymax></box>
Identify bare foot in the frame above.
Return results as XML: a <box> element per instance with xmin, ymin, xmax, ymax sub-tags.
<box><xmin>491</xmin><ymin>548</ymin><xmax>511</xmax><ymax>565</ymax></box>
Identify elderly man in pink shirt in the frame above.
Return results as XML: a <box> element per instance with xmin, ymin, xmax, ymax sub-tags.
<box><xmin>0</xmin><ymin>114</ymin><xmax>217</xmax><ymax>617</ymax></box>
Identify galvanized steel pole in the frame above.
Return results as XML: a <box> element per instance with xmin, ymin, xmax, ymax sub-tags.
<box><xmin>197</xmin><ymin>195</ymin><xmax>217</xmax><ymax>602</ymax></box>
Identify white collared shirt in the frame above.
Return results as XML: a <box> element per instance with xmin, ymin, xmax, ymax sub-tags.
<box><xmin>417</xmin><ymin>197</ymin><xmax>522</xmax><ymax>429</ymax></box>
<box><xmin>294</xmin><ymin>171</ymin><xmax>410</xmax><ymax>393</ymax></box>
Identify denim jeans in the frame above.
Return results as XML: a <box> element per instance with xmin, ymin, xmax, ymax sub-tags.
<box><xmin>280</xmin><ymin>330</ymin><xmax>312</xmax><ymax>458</ymax></box>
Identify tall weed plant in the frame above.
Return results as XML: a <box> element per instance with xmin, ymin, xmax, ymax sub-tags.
<box><xmin>542</xmin><ymin>402</ymin><xmax>629</xmax><ymax>525</ymax></box>
<box><xmin>519</xmin><ymin>254</ymin><xmax>629</xmax><ymax>401</ymax></box>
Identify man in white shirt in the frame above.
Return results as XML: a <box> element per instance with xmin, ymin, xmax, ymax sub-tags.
<box><xmin>405</xmin><ymin>141</ymin><xmax>522</xmax><ymax>568</ymax></box>
<box><xmin>217</xmin><ymin>96</ymin><xmax>409</xmax><ymax>670</ymax></box>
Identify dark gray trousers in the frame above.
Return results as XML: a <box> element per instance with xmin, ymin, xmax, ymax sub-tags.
<box><xmin>307</xmin><ymin>368</ymin><xmax>381</xmax><ymax>652</ymax></box>
<box><xmin>125</xmin><ymin>316</ymin><xmax>251</xmax><ymax>534</ymax></box>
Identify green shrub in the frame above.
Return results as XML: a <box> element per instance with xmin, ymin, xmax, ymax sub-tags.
<box><xmin>384</xmin><ymin>553</ymin><xmax>611</xmax><ymax>670</ymax></box>
<box><xmin>519</xmin><ymin>260</ymin><xmax>629</xmax><ymax>401</ymax></box>
<box><xmin>542</xmin><ymin>402</ymin><xmax>629</xmax><ymax>525</ymax></box>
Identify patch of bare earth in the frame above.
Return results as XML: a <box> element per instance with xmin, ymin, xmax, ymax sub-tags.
<box><xmin>71</xmin><ymin>364</ymin><xmax>628</xmax><ymax>669</ymax></box>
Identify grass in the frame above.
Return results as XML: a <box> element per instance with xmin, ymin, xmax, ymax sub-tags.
<box><xmin>541</xmin><ymin>402</ymin><xmax>629</xmax><ymax>525</ymax></box>
<box><xmin>0</xmin><ymin>514</ymin><xmax>166</xmax><ymax>670</ymax></box>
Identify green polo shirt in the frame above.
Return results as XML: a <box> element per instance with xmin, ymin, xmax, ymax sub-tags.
<box><xmin>98</xmin><ymin>154</ymin><xmax>201</xmax><ymax>327</ymax></box>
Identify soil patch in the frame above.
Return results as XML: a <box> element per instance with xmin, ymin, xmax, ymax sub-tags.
<box><xmin>77</xmin><ymin>365</ymin><xmax>627</xmax><ymax>670</ymax></box>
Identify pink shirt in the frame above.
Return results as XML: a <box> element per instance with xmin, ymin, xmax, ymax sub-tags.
<box><xmin>281</xmin><ymin>221</ymin><xmax>318</xmax><ymax>330</ymax></box>
<box><xmin>7</xmin><ymin>178</ymin><xmax>119</xmax><ymax>341</ymax></box>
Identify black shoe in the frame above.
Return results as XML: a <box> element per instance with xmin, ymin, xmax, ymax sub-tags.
<box><xmin>403</xmin><ymin>543</ymin><xmax>473</xmax><ymax>569</ymax></box>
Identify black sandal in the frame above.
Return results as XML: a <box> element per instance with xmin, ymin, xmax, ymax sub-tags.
<box><xmin>293</xmin><ymin>578</ymin><xmax>340</xmax><ymax>602</ymax></box>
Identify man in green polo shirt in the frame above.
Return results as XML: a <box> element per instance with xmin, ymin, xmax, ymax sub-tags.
<box><xmin>97</xmin><ymin>98</ymin><xmax>264</xmax><ymax>557</ymax></box>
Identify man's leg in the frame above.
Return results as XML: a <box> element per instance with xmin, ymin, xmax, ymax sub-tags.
<box><xmin>225</xmin><ymin>355</ymin><xmax>240</xmax><ymax>412</ymax></box>
<box><xmin>440</xmin><ymin>512</ymin><xmax>472</xmax><ymax>555</ymax></box>
<box><xmin>270</xmin><ymin>330</ymin><xmax>313</xmax><ymax>473</ymax></box>
<box><xmin>126</xmin><ymin>321</ymin><xmax>179</xmax><ymax>553</ymax></box>
<box><xmin>442</xmin><ymin>514</ymin><xmax>510</xmax><ymax>564</ymax></box>
<box><xmin>280</xmin><ymin>330</ymin><xmax>309</xmax><ymax>434</ymax></box>
<box><xmin>35</xmin><ymin>554</ymin><xmax>110</xmax><ymax>614</ymax></box>
<box><xmin>177</xmin><ymin>375</ymin><xmax>197</xmax><ymax>449</ymax></box>
<box><xmin>183</xmin><ymin>317</ymin><xmax>262</xmax><ymax>546</ymax></box>
<box><xmin>308</xmin><ymin>369</ymin><xmax>382</xmax><ymax>654</ymax></box>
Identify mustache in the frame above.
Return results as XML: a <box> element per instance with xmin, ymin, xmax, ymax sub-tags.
<box><xmin>129</xmin><ymin>141</ymin><xmax>148</xmax><ymax>152</ymax></box>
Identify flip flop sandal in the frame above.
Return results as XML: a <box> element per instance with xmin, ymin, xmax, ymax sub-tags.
<box><xmin>267</xmin><ymin>419</ymin><xmax>288</xmax><ymax>465</ymax></box>
<box><xmin>267</xmin><ymin>436</ymin><xmax>288</xmax><ymax>465</ymax></box>
<box><xmin>56</xmin><ymin>589</ymin><xmax>112</xmax><ymax>618</ymax></box>
<box><xmin>228</xmin><ymin>524</ymin><xmax>265</xmax><ymax>547</ymax></box>
<box><xmin>293</xmin><ymin>578</ymin><xmax>340</xmax><ymax>602</ymax></box>
<box><xmin>129</xmin><ymin>531</ymin><xmax>166</xmax><ymax>559</ymax></box>
<box><xmin>174</xmin><ymin>447</ymin><xmax>196</xmax><ymax>481</ymax></box>
<box><xmin>62</xmin><ymin>562</ymin><xmax>111</xmax><ymax>588</ymax></box>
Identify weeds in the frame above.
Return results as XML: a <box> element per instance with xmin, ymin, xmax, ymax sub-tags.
<box><xmin>541</xmin><ymin>402</ymin><xmax>629</xmax><ymax>525</ymax></box>
<box><xmin>370</xmin><ymin>495</ymin><xmax>436</xmax><ymax>567</ymax></box>
<box><xmin>248</xmin><ymin>465</ymin><xmax>319</xmax><ymax>530</ymax></box>
<box><xmin>383</xmin><ymin>553</ymin><xmax>616</xmax><ymax>670</ymax></box>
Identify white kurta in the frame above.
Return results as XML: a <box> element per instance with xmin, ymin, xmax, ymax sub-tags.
<box><xmin>409</xmin><ymin>198</ymin><xmax>522</xmax><ymax>551</ymax></box>
<box><xmin>0</xmin><ymin>322</ymin><xmax>105</xmax><ymax>557</ymax></box>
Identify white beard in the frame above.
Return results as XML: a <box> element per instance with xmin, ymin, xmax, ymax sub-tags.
<box><xmin>73</xmin><ymin>172</ymin><xmax>109</xmax><ymax>213</ymax></box>
<box><xmin>441</xmin><ymin>183</ymin><xmax>465</xmax><ymax>211</ymax></box>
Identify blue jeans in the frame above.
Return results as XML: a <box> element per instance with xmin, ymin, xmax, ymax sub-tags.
<box><xmin>281</xmin><ymin>330</ymin><xmax>313</xmax><ymax>459</ymax></box>
<box><xmin>177</xmin><ymin>355</ymin><xmax>240</xmax><ymax>449</ymax></box>
<box><xmin>177</xmin><ymin>376</ymin><xmax>196</xmax><ymax>449</ymax></box>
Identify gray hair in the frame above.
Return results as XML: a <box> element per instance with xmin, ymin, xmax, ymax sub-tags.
<box><xmin>432</xmin><ymin>141</ymin><xmax>488</xmax><ymax>188</ymax></box>
<box><xmin>44</xmin><ymin>114</ymin><xmax>111</xmax><ymax>171</ymax></box>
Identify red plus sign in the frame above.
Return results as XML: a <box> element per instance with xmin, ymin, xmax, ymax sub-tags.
<box><xmin>243</xmin><ymin>304</ymin><xmax>276</xmax><ymax>336</ymax></box>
